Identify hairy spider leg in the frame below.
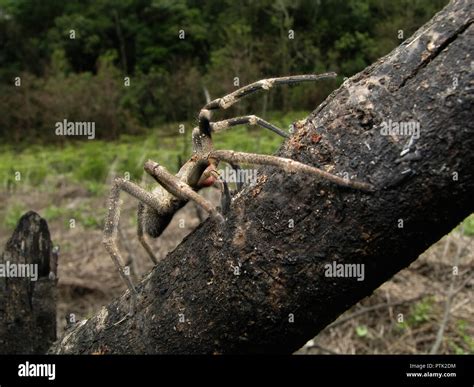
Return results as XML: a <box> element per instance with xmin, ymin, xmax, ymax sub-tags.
<box><xmin>208</xmin><ymin>150</ymin><xmax>375</xmax><ymax>192</ymax></box>
<box><xmin>196</xmin><ymin>74</ymin><xmax>337</xmax><ymax>145</ymax></box>
<box><xmin>137</xmin><ymin>202</ymin><xmax>158</xmax><ymax>264</ymax></box>
<box><xmin>103</xmin><ymin>164</ymin><xmax>223</xmax><ymax>314</ymax></box>
<box><xmin>203</xmin><ymin>73</ymin><xmax>337</xmax><ymax>112</ymax></box>
<box><xmin>103</xmin><ymin>178</ymin><xmax>165</xmax><ymax>314</ymax></box>
<box><xmin>211</xmin><ymin>115</ymin><xmax>289</xmax><ymax>138</ymax></box>
<box><xmin>143</xmin><ymin>160</ymin><xmax>224</xmax><ymax>223</ymax></box>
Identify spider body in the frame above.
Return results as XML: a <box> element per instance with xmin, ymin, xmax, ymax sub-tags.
<box><xmin>141</xmin><ymin>155</ymin><xmax>213</xmax><ymax>238</ymax></box>
<box><xmin>102</xmin><ymin>73</ymin><xmax>375</xmax><ymax>314</ymax></box>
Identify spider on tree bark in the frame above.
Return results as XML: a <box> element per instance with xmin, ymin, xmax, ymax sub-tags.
<box><xmin>102</xmin><ymin>73</ymin><xmax>375</xmax><ymax>314</ymax></box>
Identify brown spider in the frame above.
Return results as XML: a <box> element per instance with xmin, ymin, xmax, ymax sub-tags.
<box><xmin>102</xmin><ymin>73</ymin><xmax>374</xmax><ymax>313</ymax></box>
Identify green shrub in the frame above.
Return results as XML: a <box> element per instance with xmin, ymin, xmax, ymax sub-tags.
<box><xmin>4</xmin><ymin>204</ymin><xmax>28</xmax><ymax>229</ymax></box>
<box><xmin>73</xmin><ymin>154</ymin><xmax>109</xmax><ymax>183</ymax></box>
<box><xmin>42</xmin><ymin>205</ymin><xmax>65</xmax><ymax>221</ymax></box>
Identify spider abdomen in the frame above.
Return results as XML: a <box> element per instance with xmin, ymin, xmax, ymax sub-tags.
<box><xmin>142</xmin><ymin>187</ymin><xmax>188</xmax><ymax>238</ymax></box>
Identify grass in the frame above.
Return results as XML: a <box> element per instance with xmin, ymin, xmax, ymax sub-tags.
<box><xmin>355</xmin><ymin>325</ymin><xmax>369</xmax><ymax>338</ymax></box>
<box><xmin>407</xmin><ymin>297</ymin><xmax>433</xmax><ymax>327</ymax></box>
<box><xmin>455</xmin><ymin>319</ymin><xmax>474</xmax><ymax>353</ymax></box>
<box><xmin>43</xmin><ymin>204</ymin><xmax>65</xmax><ymax>221</ymax></box>
<box><xmin>4</xmin><ymin>203</ymin><xmax>28</xmax><ymax>228</ymax></box>
<box><xmin>85</xmin><ymin>181</ymin><xmax>105</xmax><ymax>196</ymax></box>
<box><xmin>395</xmin><ymin>297</ymin><xmax>434</xmax><ymax>331</ymax></box>
<box><xmin>0</xmin><ymin>110</ymin><xmax>306</xmax><ymax>238</ymax></box>
<box><xmin>41</xmin><ymin>204</ymin><xmax>105</xmax><ymax>230</ymax></box>
<box><xmin>459</xmin><ymin>214</ymin><xmax>474</xmax><ymax>236</ymax></box>
<box><xmin>0</xmin><ymin>111</ymin><xmax>306</xmax><ymax>190</ymax></box>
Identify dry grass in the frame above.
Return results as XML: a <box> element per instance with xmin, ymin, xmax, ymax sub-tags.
<box><xmin>0</xmin><ymin>182</ymin><xmax>472</xmax><ymax>354</ymax></box>
<box><xmin>298</xmin><ymin>231</ymin><xmax>473</xmax><ymax>354</ymax></box>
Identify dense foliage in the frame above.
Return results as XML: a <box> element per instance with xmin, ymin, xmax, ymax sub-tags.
<box><xmin>0</xmin><ymin>0</ymin><xmax>447</xmax><ymax>142</ymax></box>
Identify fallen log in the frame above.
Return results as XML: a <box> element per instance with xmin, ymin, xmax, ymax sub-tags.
<box><xmin>51</xmin><ymin>0</ymin><xmax>473</xmax><ymax>354</ymax></box>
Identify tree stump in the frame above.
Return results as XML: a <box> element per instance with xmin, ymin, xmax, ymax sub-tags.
<box><xmin>0</xmin><ymin>211</ymin><xmax>58</xmax><ymax>354</ymax></box>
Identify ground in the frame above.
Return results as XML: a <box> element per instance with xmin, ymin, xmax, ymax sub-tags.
<box><xmin>1</xmin><ymin>177</ymin><xmax>472</xmax><ymax>354</ymax></box>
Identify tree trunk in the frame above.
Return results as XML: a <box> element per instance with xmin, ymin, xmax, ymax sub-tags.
<box><xmin>51</xmin><ymin>0</ymin><xmax>473</xmax><ymax>354</ymax></box>
<box><xmin>0</xmin><ymin>211</ymin><xmax>58</xmax><ymax>354</ymax></box>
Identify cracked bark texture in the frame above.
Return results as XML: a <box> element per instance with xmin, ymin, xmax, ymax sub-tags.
<box><xmin>0</xmin><ymin>212</ymin><xmax>57</xmax><ymax>354</ymax></box>
<box><xmin>52</xmin><ymin>0</ymin><xmax>473</xmax><ymax>354</ymax></box>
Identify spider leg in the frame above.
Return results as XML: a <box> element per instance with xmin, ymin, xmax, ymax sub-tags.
<box><xmin>193</xmin><ymin>201</ymin><xmax>206</xmax><ymax>222</ymax></box>
<box><xmin>194</xmin><ymin>73</ymin><xmax>336</xmax><ymax>151</ymax></box>
<box><xmin>204</xmin><ymin>73</ymin><xmax>336</xmax><ymax>111</ymax></box>
<box><xmin>208</xmin><ymin>170</ymin><xmax>232</xmax><ymax>215</ymax></box>
<box><xmin>117</xmin><ymin>224</ymin><xmax>138</xmax><ymax>279</ymax></box>
<box><xmin>220</xmin><ymin>180</ymin><xmax>232</xmax><ymax>214</ymax></box>
<box><xmin>137</xmin><ymin>202</ymin><xmax>158</xmax><ymax>265</ymax></box>
<box><xmin>144</xmin><ymin>160</ymin><xmax>224</xmax><ymax>223</ymax></box>
<box><xmin>103</xmin><ymin>178</ymin><xmax>167</xmax><ymax>314</ymax></box>
<box><xmin>211</xmin><ymin>115</ymin><xmax>289</xmax><ymax>138</ymax></box>
<box><xmin>228</xmin><ymin>162</ymin><xmax>244</xmax><ymax>192</ymax></box>
<box><xmin>208</xmin><ymin>150</ymin><xmax>375</xmax><ymax>192</ymax></box>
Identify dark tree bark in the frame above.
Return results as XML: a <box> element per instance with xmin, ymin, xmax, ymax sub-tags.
<box><xmin>52</xmin><ymin>0</ymin><xmax>473</xmax><ymax>354</ymax></box>
<box><xmin>0</xmin><ymin>211</ymin><xmax>58</xmax><ymax>354</ymax></box>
